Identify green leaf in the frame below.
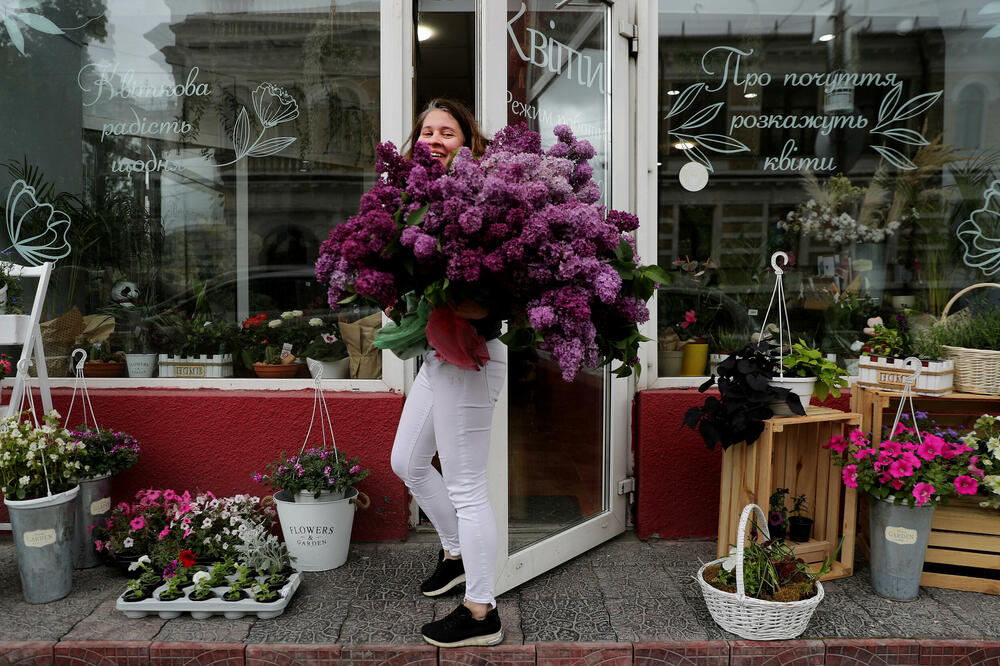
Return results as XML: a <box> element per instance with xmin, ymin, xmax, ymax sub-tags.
<box><xmin>637</xmin><ymin>263</ymin><xmax>672</xmax><ymax>286</ymax></box>
<box><xmin>337</xmin><ymin>293</ymin><xmax>358</xmax><ymax>305</ymax></box>
<box><xmin>406</xmin><ymin>204</ymin><xmax>429</xmax><ymax>227</ymax></box>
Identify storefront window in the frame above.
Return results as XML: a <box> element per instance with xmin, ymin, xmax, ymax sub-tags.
<box><xmin>656</xmin><ymin>0</ymin><xmax>1000</xmax><ymax>377</ymax></box>
<box><xmin>0</xmin><ymin>0</ymin><xmax>380</xmax><ymax>377</ymax></box>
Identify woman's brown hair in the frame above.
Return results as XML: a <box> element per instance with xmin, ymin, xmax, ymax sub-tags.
<box><xmin>403</xmin><ymin>98</ymin><xmax>489</xmax><ymax>159</ymax></box>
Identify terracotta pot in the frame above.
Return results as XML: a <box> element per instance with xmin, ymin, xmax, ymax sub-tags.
<box><xmin>253</xmin><ymin>362</ymin><xmax>301</xmax><ymax>379</ymax></box>
<box><xmin>83</xmin><ymin>361</ymin><xmax>125</xmax><ymax>378</ymax></box>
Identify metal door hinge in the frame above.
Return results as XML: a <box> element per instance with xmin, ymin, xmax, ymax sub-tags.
<box><xmin>617</xmin><ymin>477</ymin><xmax>635</xmax><ymax>495</ymax></box>
<box><xmin>618</xmin><ymin>21</ymin><xmax>638</xmax><ymax>55</ymax></box>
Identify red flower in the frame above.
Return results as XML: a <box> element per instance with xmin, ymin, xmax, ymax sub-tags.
<box><xmin>425</xmin><ymin>306</ymin><xmax>490</xmax><ymax>371</ymax></box>
<box><xmin>178</xmin><ymin>549</ymin><xmax>197</xmax><ymax>568</ymax></box>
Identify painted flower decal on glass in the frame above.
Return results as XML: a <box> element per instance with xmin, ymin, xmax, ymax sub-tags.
<box><xmin>252</xmin><ymin>83</ymin><xmax>300</xmax><ymax>128</ymax></box>
<box><xmin>958</xmin><ymin>179</ymin><xmax>1000</xmax><ymax>276</ymax></box>
<box><xmin>3</xmin><ymin>179</ymin><xmax>71</xmax><ymax>265</ymax></box>
<box><xmin>218</xmin><ymin>81</ymin><xmax>299</xmax><ymax>167</ymax></box>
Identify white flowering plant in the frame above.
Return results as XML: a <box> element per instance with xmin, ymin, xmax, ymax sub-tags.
<box><xmin>0</xmin><ymin>410</ymin><xmax>86</xmax><ymax>500</ymax></box>
<box><xmin>237</xmin><ymin>310</ymin><xmax>322</xmax><ymax>366</ymax></box>
<box><xmin>964</xmin><ymin>414</ymin><xmax>1000</xmax><ymax>509</ymax></box>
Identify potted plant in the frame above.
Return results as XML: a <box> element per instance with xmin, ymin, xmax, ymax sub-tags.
<box><xmin>697</xmin><ymin>503</ymin><xmax>839</xmax><ymax>640</ymax></box>
<box><xmin>303</xmin><ymin>318</ymin><xmax>349</xmax><ymax>380</ymax></box>
<box><xmin>825</xmin><ymin>414</ymin><xmax>981</xmax><ymax>600</ymax></box>
<box><xmin>81</xmin><ymin>341</ymin><xmax>126</xmax><ymax>377</ymax></box>
<box><xmin>254</xmin><ymin>445</ymin><xmax>370</xmax><ymax>571</ymax></box>
<box><xmin>67</xmin><ymin>427</ymin><xmax>141</xmax><ymax>568</ymax></box>
<box><xmin>187</xmin><ymin>570</ymin><xmax>215</xmax><ymax>601</ymax></box>
<box><xmin>969</xmin><ymin>413</ymin><xmax>1000</xmax><ymax>508</ymax></box>
<box><xmin>121</xmin><ymin>578</ymin><xmax>150</xmax><ymax>603</ymax></box>
<box><xmin>0</xmin><ymin>254</ymin><xmax>24</xmax><ymax>314</ymax></box>
<box><xmin>234</xmin><ymin>564</ymin><xmax>257</xmax><ymax>589</ymax></box>
<box><xmin>919</xmin><ymin>297</ymin><xmax>1000</xmax><ymax>395</ymax></box>
<box><xmin>767</xmin><ymin>488</ymin><xmax>789</xmax><ymax>540</ymax></box>
<box><xmin>157</xmin><ymin>314</ymin><xmax>236</xmax><ymax>378</ymax></box>
<box><xmin>0</xmin><ymin>409</ymin><xmax>86</xmax><ymax>603</ymax></box>
<box><xmin>156</xmin><ymin>566</ymin><xmax>186</xmax><ymax>602</ymax></box>
<box><xmin>787</xmin><ymin>493</ymin><xmax>813</xmax><ymax>542</ymax></box>
<box><xmin>127</xmin><ymin>555</ymin><xmax>163</xmax><ymax>592</ymax></box>
<box><xmin>858</xmin><ymin>315</ymin><xmax>955</xmax><ymax>396</ymax></box>
<box><xmin>683</xmin><ymin>342</ymin><xmax>804</xmax><ymax>451</ymax></box>
<box><xmin>232</xmin><ymin>519</ymin><xmax>294</xmax><ymax>582</ymax></box>
<box><xmin>709</xmin><ymin>328</ymin><xmax>751</xmax><ymax>376</ymax></box>
<box><xmin>677</xmin><ymin>309</ymin><xmax>709</xmax><ymax>376</ymax></box>
<box><xmin>223</xmin><ymin>577</ymin><xmax>249</xmax><ymax>602</ymax></box>
<box><xmin>207</xmin><ymin>558</ymin><xmax>235</xmax><ymax>587</ymax></box>
<box><xmin>772</xmin><ymin>339</ymin><xmax>849</xmax><ymax>414</ymax></box>
<box><xmin>237</xmin><ymin>311</ymin><xmax>314</xmax><ymax>378</ymax></box>
<box><xmin>252</xmin><ymin>579</ymin><xmax>281</xmax><ymax>603</ymax></box>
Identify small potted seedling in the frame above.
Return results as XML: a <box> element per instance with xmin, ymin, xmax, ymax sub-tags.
<box><xmin>157</xmin><ymin>574</ymin><xmax>185</xmax><ymax>601</ymax></box>
<box><xmin>787</xmin><ymin>493</ymin><xmax>813</xmax><ymax>543</ymax></box>
<box><xmin>767</xmin><ymin>488</ymin><xmax>789</xmax><ymax>540</ymax></box>
<box><xmin>121</xmin><ymin>579</ymin><xmax>150</xmax><ymax>603</ymax></box>
<box><xmin>252</xmin><ymin>579</ymin><xmax>281</xmax><ymax>604</ymax></box>
<box><xmin>128</xmin><ymin>555</ymin><xmax>163</xmax><ymax>592</ymax></box>
<box><xmin>207</xmin><ymin>560</ymin><xmax>231</xmax><ymax>587</ymax></box>
<box><xmin>187</xmin><ymin>571</ymin><xmax>215</xmax><ymax>601</ymax></box>
<box><xmin>234</xmin><ymin>564</ymin><xmax>257</xmax><ymax>588</ymax></box>
<box><xmin>223</xmin><ymin>578</ymin><xmax>248</xmax><ymax>602</ymax></box>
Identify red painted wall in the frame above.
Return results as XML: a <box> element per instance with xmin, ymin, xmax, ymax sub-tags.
<box><xmin>0</xmin><ymin>388</ymin><xmax>407</xmax><ymax>542</ymax></box>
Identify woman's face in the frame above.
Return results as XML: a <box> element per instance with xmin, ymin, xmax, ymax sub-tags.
<box><xmin>417</xmin><ymin>109</ymin><xmax>465</xmax><ymax>165</ymax></box>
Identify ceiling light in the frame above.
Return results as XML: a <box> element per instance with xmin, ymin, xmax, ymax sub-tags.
<box><xmin>673</xmin><ymin>141</ymin><xmax>695</xmax><ymax>150</ymax></box>
<box><xmin>744</xmin><ymin>92</ymin><xmax>758</xmax><ymax>99</ymax></box>
<box><xmin>818</xmin><ymin>33</ymin><xmax>834</xmax><ymax>42</ymax></box>
<box><xmin>667</xmin><ymin>89</ymin><xmax>680</xmax><ymax>96</ymax></box>
<box><xmin>417</xmin><ymin>25</ymin><xmax>434</xmax><ymax>41</ymax></box>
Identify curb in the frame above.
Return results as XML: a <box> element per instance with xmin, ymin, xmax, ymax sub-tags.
<box><xmin>3</xmin><ymin>639</ymin><xmax>999</xmax><ymax>665</ymax></box>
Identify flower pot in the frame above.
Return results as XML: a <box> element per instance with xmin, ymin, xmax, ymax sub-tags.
<box><xmin>122</xmin><ymin>590</ymin><xmax>149</xmax><ymax>603</ymax></box>
<box><xmin>188</xmin><ymin>590</ymin><xmax>215</xmax><ymax>601</ymax></box>
<box><xmin>658</xmin><ymin>349</ymin><xmax>684</xmax><ymax>376</ymax></box>
<box><xmin>680</xmin><ymin>342</ymin><xmax>709</xmax><ymax>376</ymax></box>
<box><xmin>306</xmin><ymin>357</ymin><xmax>349</xmax><ymax>380</ymax></box>
<box><xmin>125</xmin><ymin>353</ymin><xmax>158</xmax><ymax>378</ymax></box>
<box><xmin>74</xmin><ymin>473</ymin><xmax>112</xmax><ymax>569</ymax></box>
<box><xmin>788</xmin><ymin>517</ymin><xmax>813</xmax><ymax>543</ymax></box>
<box><xmin>868</xmin><ymin>496</ymin><xmax>935</xmax><ymax>601</ymax></box>
<box><xmin>768</xmin><ymin>521</ymin><xmax>786</xmax><ymax>540</ymax></box>
<box><xmin>4</xmin><ymin>485</ymin><xmax>80</xmax><ymax>603</ymax></box>
<box><xmin>293</xmin><ymin>489</ymin><xmax>348</xmax><ymax>503</ymax></box>
<box><xmin>157</xmin><ymin>589</ymin><xmax>184</xmax><ymax>601</ymax></box>
<box><xmin>223</xmin><ymin>589</ymin><xmax>249</xmax><ymax>602</ymax></box>
<box><xmin>253</xmin><ymin>362</ymin><xmax>301</xmax><ymax>379</ymax></box>
<box><xmin>273</xmin><ymin>487</ymin><xmax>364</xmax><ymax>571</ymax></box>
<box><xmin>83</xmin><ymin>361</ymin><xmax>125</xmax><ymax>378</ymax></box>
<box><xmin>767</xmin><ymin>376</ymin><xmax>816</xmax><ymax>417</ymax></box>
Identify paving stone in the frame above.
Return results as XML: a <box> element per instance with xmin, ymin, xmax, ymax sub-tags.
<box><xmin>841</xmin><ymin>581</ymin><xmax>982</xmax><ymax>639</ymax></box>
<box><xmin>517</xmin><ymin>561</ymin><xmax>602</xmax><ymax>600</ymax></box>
<box><xmin>354</xmin><ymin>567</ymin><xmax>439</xmax><ymax>601</ymax></box>
<box><xmin>370</xmin><ymin>543</ymin><xmax>441</xmax><ymax>571</ymax></box>
<box><xmin>298</xmin><ymin>567</ymin><xmax>364</xmax><ymax>599</ymax></box>
<box><xmin>594</xmin><ymin>566</ymin><xmax>681</xmax><ymax>599</ymax></box>
<box><xmin>62</xmin><ymin>599</ymin><xmax>166</xmax><ymax>642</ymax></box>
<box><xmin>633</xmin><ymin>641</ymin><xmax>729</xmax><ymax>666</ymax></box>
<box><xmin>679</xmin><ymin>595</ymin><xmax>738</xmax><ymax>641</ymax></box>
<box><xmin>245</xmin><ymin>643</ymin><xmax>341</xmax><ymax>665</ymax></box>
<box><xmin>519</xmin><ymin>598</ymin><xmax>615</xmax><ymax>643</ymax></box>
<box><xmin>648</xmin><ymin>539</ymin><xmax>718</xmax><ymax>568</ymax></box>
<box><xmin>336</xmin><ymin>644</ymin><xmax>437</xmax><ymax>665</ymax></box>
<box><xmin>337</xmin><ymin>599</ymin><xmax>435</xmax><ymax>645</ymax></box>
<box><xmin>534</xmin><ymin>642</ymin><xmax>632</xmax><ymax>666</ymax></box>
<box><xmin>244</xmin><ymin>598</ymin><xmax>350</xmax><ymax>644</ymax></box>
<box><xmin>0</xmin><ymin>595</ymin><xmax>105</xmax><ymax>641</ymax></box>
<box><xmin>149</xmin><ymin>641</ymin><xmax>244</xmax><ymax>666</ymax></box>
<box><xmin>824</xmin><ymin>639</ymin><xmax>921</xmax><ymax>666</ymax></box>
<box><xmin>918</xmin><ymin>639</ymin><xmax>1000</xmax><ymax>666</ymax></box>
<box><xmin>53</xmin><ymin>640</ymin><xmax>149</xmax><ymax>665</ymax></box>
<box><xmin>729</xmin><ymin>639</ymin><xmax>825</xmax><ymax>665</ymax></box>
<box><xmin>605</xmin><ymin>597</ymin><xmax>711</xmax><ymax>642</ymax></box>
<box><xmin>571</xmin><ymin>538</ymin><xmax>664</xmax><ymax>569</ymax></box>
<box><xmin>0</xmin><ymin>641</ymin><xmax>55</xmax><ymax>666</ymax></box>
<box><xmin>925</xmin><ymin>587</ymin><xmax>1000</xmax><ymax>639</ymax></box>
<box><xmin>154</xmin><ymin>614</ymin><xmax>253</xmax><ymax>643</ymax></box>
<box><xmin>439</xmin><ymin>645</ymin><xmax>535</xmax><ymax>665</ymax></box>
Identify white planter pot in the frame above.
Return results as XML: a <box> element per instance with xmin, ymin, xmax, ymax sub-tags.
<box><xmin>273</xmin><ymin>487</ymin><xmax>360</xmax><ymax>571</ymax></box>
<box><xmin>125</xmin><ymin>353</ymin><xmax>158</xmax><ymax>378</ymax></box>
<box><xmin>293</xmin><ymin>489</ymin><xmax>348</xmax><ymax>503</ymax></box>
<box><xmin>857</xmin><ymin>356</ymin><xmax>954</xmax><ymax>396</ymax></box>
<box><xmin>306</xmin><ymin>357</ymin><xmax>349</xmax><ymax>380</ymax></box>
<box><xmin>157</xmin><ymin>354</ymin><xmax>233</xmax><ymax>378</ymax></box>
<box><xmin>767</xmin><ymin>376</ymin><xmax>816</xmax><ymax>416</ymax></box>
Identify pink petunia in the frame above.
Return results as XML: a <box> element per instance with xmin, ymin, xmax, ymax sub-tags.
<box><xmin>94</xmin><ymin>539</ymin><xmax>104</xmax><ymax>552</ymax></box>
<box><xmin>841</xmin><ymin>465</ymin><xmax>858</xmax><ymax>488</ymax></box>
<box><xmin>158</xmin><ymin>526</ymin><xmax>170</xmax><ymax>541</ymax></box>
<box><xmin>350</xmin><ymin>464</ymin><xmax>361</xmax><ymax>474</ymax></box>
<box><xmin>916</xmin><ymin>437</ymin><xmax>943</xmax><ymax>461</ymax></box>
<box><xmin>888</xmin><ymin>459</ymin><xmax>915</xmax><ymax>479</ymax></box>
<box><xmin>881</xmin><ymin>440</ymin><xmax>903</xmax><ymax>457</ymax></box>
<box><xmin>954</xmin><ymin>475</ymin><xmax>979</xmax><ymax>495</ymax></box>
<box><xmin>853</xmin><ymin>447</ymin><xmax>877</xmax><ymax>460</ymax></box>
<box><xmin>848</xmin><ymin>428</ymin><xmax>868</xmax><ymax>444</ymax></box>
<box><xmin>129</xmin><ymin>516</ymin><xmax>146</xmax><ymax>531</ymax></box>
<box><xmin>827</xmin><ymin>435</ymin><xmax>847</xmax><ymax>454</ymax></box>
<box><xmin>912</xmin><ymin>482</ymin><xmax>935</xmax><ymax>506</ymax></box>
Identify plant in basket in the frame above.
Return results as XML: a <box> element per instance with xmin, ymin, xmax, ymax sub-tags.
<box><xmin>0</xmin><ymin>409</ymin><xmax>86</xmax><ymax>500</ymax></box>
<box><xmin>66</xmin><ymin>427</ymin><xmax>140</xmax><ymax>479</ymax></box>
<box><xmin>682</xmin><ymin>342</ymin><xmax>804</xmax><ymax>451</ymax></box>
<box><xmin>254</xmin><ymin>446</ymin><xmax>369</xmax><ymax>501</ymax></box>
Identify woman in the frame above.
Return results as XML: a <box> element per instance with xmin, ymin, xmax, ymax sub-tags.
<box><xmin>389</xmin><ymin>98</ymin><xmax>506</xmax><ymax>648</ymax></box>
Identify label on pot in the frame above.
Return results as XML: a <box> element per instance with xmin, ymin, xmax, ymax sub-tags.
<box><xmin>885</xmin><ymin>525</ymin><xmax>918</xmax><ymax>545</ymax></box>
<box><xmin>287</xmin><ymin>524</ymin><xmax>334</xmax><ymax>547</ymax></box>
<box><xmin>91</xmin><ymin>496</ymin><xmax>111</xmax><ymax>515</ymax></box>
<box><xmin>23</xmin><ymin>528</ymin><xmax>57</xmax><ymax>548</ymax></box>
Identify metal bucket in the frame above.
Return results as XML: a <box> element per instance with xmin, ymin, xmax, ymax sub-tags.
<box><xmin>74</xmin><ymin>473</ymin><xmax>112</xmax><ymax>568</ymax></box>
<box><xmin>273</xmin><ymin>487</ymin><xmax>360</xmax><ymax>571</ymax></box>
<box><xmin>5</xmin><ymin>485</ymin><xmax>79</xmax><ymax>603</ymax></box>
<box><xmin>868</xmin><ymin>496</ymin><xmax>935</xmax><ymax>601</ymax></box>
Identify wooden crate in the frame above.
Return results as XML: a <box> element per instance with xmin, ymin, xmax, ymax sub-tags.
<box><xmin>851</xmin><ymin>385</ymin><xmax>1000</xmax><ymax>594</ymax></box>
<box><xmin>717</xmin><ymin>406</ymin><xmax>861</xmax><ymax>581</ymax></box>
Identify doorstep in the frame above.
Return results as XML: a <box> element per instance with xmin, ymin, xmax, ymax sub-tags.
<box><xmin>1</xmin><ymin>530</ymin><xmax>998</xmax><ymax>662</ymax></box>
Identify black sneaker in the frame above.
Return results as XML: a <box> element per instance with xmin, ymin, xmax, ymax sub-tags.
<box><xmin>421</xmin><ymin>603</ymin><xmax>503</xmax><ymax>647</ymax></box>
<box><xmin>420</xmin><ymin>553</ymin><xmax>465</xmax><ymax>596</ymax></box>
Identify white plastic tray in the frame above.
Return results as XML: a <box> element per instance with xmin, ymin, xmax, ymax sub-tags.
<box><xmin>115</xmin><ymin>572</ymin><xmax>301</xmax><ymax>620</ymax></box>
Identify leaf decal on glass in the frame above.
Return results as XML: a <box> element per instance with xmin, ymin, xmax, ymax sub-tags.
<box><xmin>878</xmin><ymin>128</ymin><xmax>929</xmax><ymax>146</ymax></box>
<box><xmin>683</xmin><ymin>145</ymin><xmax>714</xmax><ymax>174</ymax></box>
<box><xmin>3</xmin><ymin>180</ymin><xmax>72</xmax><ymax>266</ymax></box>
<box><xmin>217</xmin><ymin>81</ymin><xmax>298</xmax><ymax>167</ymax></box>
<box><xmin>247</xmin><ymin>136</ymin><xmax>296</xmax><ymax>158</ymax></box>
<box><xmin>2</xmin><ymin>6</ymin><xmax>66</xmax><ymax>56</ymax></box>
<box><xmin>876</xmin><ymin>84</ymin><xmax>902</xmax><ymax>127</ymax></box>
<box><xmin>16</xmin><ymin>12</ymin><xmax>62</xmax><ymax>34</ymax></box>
<box><xmin>890</xmin><ymin>90</ymin><xmax>942</xmax><ymax>124</ymax></box>
<box><xmin>2</xmin><ymin>15</ymin><xmax>25</xmax><ymax>55</ymax></box>
<box><xmin>688</xmin><ymin>133</ymin><xmax>750</xmax><ymax>154</ymax></box>
<box><xmin>665</xmin><ymin>83</ymin><xmax>705</xmax><ymax>119</ymax></box>
<box><xmin>958</xmin><ymin>179</ymin><xmax>1000</xmax><ymax>276</ymax></box>
<box><xmin>678</xmin><ymin>102</ymin><xmax>724</xmax><ymax>131</ymax></box>
<box><xmin>872</xmin><ymin>145</ymin><xmax>917</xmax><ymax>171</ymax></box>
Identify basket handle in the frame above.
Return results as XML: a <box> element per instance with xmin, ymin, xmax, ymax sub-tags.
<box><xmin>735</xmin><ymin>503</ymin><xmax>770</xmax><ymax>601</ymax></box>
<box><xmin>351</xmin><ymin>490</ymin><xmax>371</xmax><ymax>509</ymax></box>
<box><xmin>939</xmin><ymin>282</ymin><xmax>1000</xmax><ymax>321</ymax></box>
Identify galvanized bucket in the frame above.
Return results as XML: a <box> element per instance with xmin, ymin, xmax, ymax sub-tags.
<box><xmin>274</xmin><ymin>487</ymin><xmax>368</xmax><ymax>571</ymax></box>
<box><xmin>868</xmin><ymin>497</ymin><xmax>935</xmax><ymax>601</ymax></box>
<box><xmin>74</xmin><ymin>473</ymin><xmax>112</xmax><ymax>568</ymax></box>
<box><xmin>5</xmin><ymin>485</ymin><xmax>79</xmax><ymax>603</ymax></box>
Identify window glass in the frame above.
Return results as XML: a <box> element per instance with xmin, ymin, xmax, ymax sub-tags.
<box><xmin>657</xmin><ymin>0</ymin><xmax>1000</xmax><ymax>377</ymax></box>
<box><xmin>0</xmin><ymin>0</ymin><xmax>380</xmax><ymax>377</ymax></box>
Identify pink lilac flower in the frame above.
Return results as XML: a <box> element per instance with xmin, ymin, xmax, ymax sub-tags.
<box><xmin>954</xmin><ymin>475</ymin><xmax>979</xmax><ymax>495</ymax></box>
<box><xmin>912</xmin><ymin>482</ymin><xmax>935</xmax><ymax>506</ymax></box>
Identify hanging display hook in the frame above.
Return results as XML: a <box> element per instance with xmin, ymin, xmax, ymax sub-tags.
<box><xmin>759</xmin><ymin>251</ymin><xmax>794</xmax><ymax>378</ymax></box>
<box><xmin>889</xmin><ymin>357</ymin><xmax>924</xmax><ymax>447</ymax></box>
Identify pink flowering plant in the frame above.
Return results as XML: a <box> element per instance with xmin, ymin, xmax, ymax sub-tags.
<box><xmin>315</xmin><ymin>123</ymin><xmax>669</xmax><ymax>381</ymax></box>
<box><xmin>826</xmin><ymin>413</ymin><xmax>983</xmax><ymax>507</ymax></box>
<box><xmin>254</xmin><ymin>446</ymin><xmax>369</xmax><ymax>498</ymax></box>
<box><xmin>67</xmin><ymin>427</ymin><xmax>141</xmax><ymax>479</ymax></box>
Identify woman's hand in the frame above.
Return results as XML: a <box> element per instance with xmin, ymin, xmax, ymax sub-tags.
<box><xmin>451</xmin><ymin>299</ymin><xmax>488</xmax><ymax>320</ymax></box>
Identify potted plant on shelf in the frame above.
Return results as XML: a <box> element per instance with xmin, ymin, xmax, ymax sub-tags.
<box><xmin>787</xmin><ymin>493</ymin><xmax>813</xmax><ymax>542</ymax></box>
<box><xmin>676</xmin><ymin>309</ymin><xmax>709</xmax><ymax>376</ymax></box>
<box><xmin>918</xmin><ymin>294</ymin><xmax>1000</xmax><ymax>395</ymax></box>
<box><xmin>709</xmin><ymin>328</ymin><xmax>751</xmax><ymax>377</ymax></box>
<box><xmin>858</xmin><ymin>314</ymin><xmax>955</xmax><ymax>396</ymax></box>
<box><xmin>767</xmin><ymin>488</ymin><xmax>789</xmax><ymax>540</ymax></box>
<box><xmin>253</xmin><ymin>446</ymin><xmax>370</xmax><ymax>571</ymax></box>
<box><xmin>237</xmin><ymin>310</ymin><xmax>315</xmax><ymax>378</ymax></box>
<box><xmin>683</xmin><ymin>342</ymin><xmax>804</xmax><ymax>451</ymax></box>
<box><xmin>825</xmin><ymin>414</ymin><xmax>982</xmax><ymax>600</ymax></box>
<box><xmin>67</xmin><ymin>427</ymin><xmax>141</xmax><ymax>568</ymax></box>
<box><xmin>771</xmin><ymin>339</ymin><xmax>849</xmax><ymax>415</ymax></box>
<box><xmin>303</xmin><ymin>320</ymin><xmax>349</xmax><ymax>380</ymax></box>
<box><xmin>81</xmin><ymin>341</ymin><xmax>126</xmax><ymax>377</ymax></box>
<box><xmin>157</xmin><ymin>313</ymin><xmax>236</xmax><ymax>378</ymax></box>
<box><xmin>697</xmin><ymin>503</ymin><xmax>839</xmax><ymax>640</ymax></box>
<box><xmin>0</xmin><ymin>409</ymin><xmax>86</xmax><ymax>603</ymax></box>
<box><xmin>0</xmin><ymin>252</ymin><xmax>24</xmax><ymax>314</ymax></box>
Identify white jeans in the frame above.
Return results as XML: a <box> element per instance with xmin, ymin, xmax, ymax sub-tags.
<box><xmin>390</xmin><ymin>338</ymin><xmax>506</xmax><ymax>606</ymax></box>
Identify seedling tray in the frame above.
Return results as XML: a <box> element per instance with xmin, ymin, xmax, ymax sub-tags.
<box><xmin>115</xmin><ymin>572</ymin><xmax>301</xmax><ymax>619</ymax></box>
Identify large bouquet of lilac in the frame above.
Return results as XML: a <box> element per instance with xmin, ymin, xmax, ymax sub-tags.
<box><xmin>315</xmin><ymin>123</ymin><xmax>668</xmax><ymax>381</ymax></box>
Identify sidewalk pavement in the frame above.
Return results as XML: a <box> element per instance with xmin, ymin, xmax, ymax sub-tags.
<box><xmin>1</xmin><ymin>530</ymin><xmax>999</xmax><ymax>664</ymax></box>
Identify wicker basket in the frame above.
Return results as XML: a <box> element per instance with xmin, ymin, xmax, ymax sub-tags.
<box><xmin>938</xmin><ymin>283</ymin><xmax>1000</xmax><ymax>395</ymax></box>
<box><xmin>696</xmin><ymin>504</ymin><xmax>824</xmax><ymax>640</ymax></box>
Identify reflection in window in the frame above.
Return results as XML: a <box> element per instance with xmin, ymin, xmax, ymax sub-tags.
<box><xmin>956</xmin><ymin>83</ymin><xmax>985</xmax><ymax>150</ymax></box>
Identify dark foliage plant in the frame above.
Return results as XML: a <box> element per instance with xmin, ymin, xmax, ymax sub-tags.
<box><xmin>683</xmin><ymin>342</ymin><xmax>805</xmax><ymax>450</ymax></box>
